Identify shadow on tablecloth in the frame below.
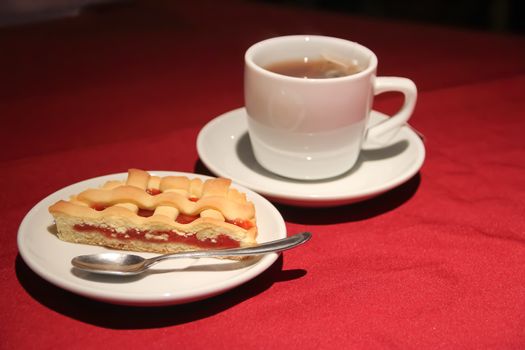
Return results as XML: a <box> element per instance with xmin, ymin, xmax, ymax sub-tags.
<box><xmin>276</xmin><ymin>174</ymin><xmax>421</xmax><ymax>225</ymax></box>
<box><xmin>15</xmin><ymin>254</ymin><xmax>305</xmax><ymax>329</ymax></box>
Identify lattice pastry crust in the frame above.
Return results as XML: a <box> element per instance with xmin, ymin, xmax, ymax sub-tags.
<box><xmin>49</xmin><ymin>169</ymin><xmax>258</xmax><ymax>254</ymax></box>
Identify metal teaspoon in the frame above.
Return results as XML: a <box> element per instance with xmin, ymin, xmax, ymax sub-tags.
<box><xmin>71</xmin><ymin>232</ymin><xmax>311</xmax><ymax>276</ymax></box>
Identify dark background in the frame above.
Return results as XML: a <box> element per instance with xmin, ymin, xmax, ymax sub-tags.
<box><xmin>1</xmin><ymin>0</ymin><xmax>523</xmax><ymax>35</ymax></box>
<box><xmin>257</xmin><ymin>0</ymin><xmax>525</xmax><ymax>34</ymax></box>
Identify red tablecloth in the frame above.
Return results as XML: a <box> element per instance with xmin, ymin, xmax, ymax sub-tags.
<box><xmin>2</xmin><ymin>1</ymin><xmax>525</xmax><ymax>348</ymax></box>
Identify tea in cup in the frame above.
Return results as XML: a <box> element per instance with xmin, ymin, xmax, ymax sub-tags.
<box><xmin>244</xmin><ymin>35</ymin><xmax>417</xmax><ymax>180</ymax></box>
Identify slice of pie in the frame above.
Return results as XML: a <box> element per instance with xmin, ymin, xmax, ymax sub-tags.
<box><xmin>49</xmin><ymin>169</ymin><xmax>257</xmax><ymax>254</ymax></box>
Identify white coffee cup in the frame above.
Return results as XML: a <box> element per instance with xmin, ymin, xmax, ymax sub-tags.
<box><xmin>244</xmin><ymin>35</ymin><xmax>417</xmax><ymax>180</ymax></box>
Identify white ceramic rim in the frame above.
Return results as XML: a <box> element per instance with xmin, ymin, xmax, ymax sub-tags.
<box><xmin>244</xmin><ymin>35</ymin><xmax>378</xmax><ymax>83</ymax></box>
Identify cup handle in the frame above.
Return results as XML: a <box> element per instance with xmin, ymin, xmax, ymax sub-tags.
<box><xmin>365</xmin><ymin>77</ymin><xmax>417</xmax><ymax>145</ymax></box>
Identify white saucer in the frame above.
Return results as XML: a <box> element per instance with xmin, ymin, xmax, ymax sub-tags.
<box><xmin>17</xmin><ymin>171</ymin><xmax>286</xmax><ymax>306</ymax></box>
<box><xmin>197</xmin><ymin>108</ymin><xmax>425</xmax><ymax>207</ymax></box>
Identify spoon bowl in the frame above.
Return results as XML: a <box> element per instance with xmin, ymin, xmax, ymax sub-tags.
<box><xmin>72</xmin><ymin>232</ymin><xmax>311</xmax><ymax>276</ymax></box>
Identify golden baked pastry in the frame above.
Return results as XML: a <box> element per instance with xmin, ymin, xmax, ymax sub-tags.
<box><xmin>49</xmin><ymin>169</ymin><xmax>257</xmax><ymax>253</ymax></box>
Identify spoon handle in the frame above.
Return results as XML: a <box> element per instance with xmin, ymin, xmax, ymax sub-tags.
<box><xmin>145</xmin><ymin>232</ymin><xmax>311</xmax><ymax>266</ymax></box>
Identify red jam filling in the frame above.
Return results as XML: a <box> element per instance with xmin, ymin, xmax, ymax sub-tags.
<box><xmin>146</xmin><ymin>188</ymin><xmax>162</xmax><ymax>196</ymax></box>
<box><xmin>137</xmin><ymin>208</ymin><xmax>155</xmax><ymax>217</ymax></box>
<box><xmin>91</xmin><ymin>204</ymin><xmax>108</xmax><ymax>211</ymax></box>
<box><xmin>226</xmin><ymin>219</ymin><xmax>254</xmax><ymax>230</ymax></box>
<box><xmin>73</xmin><ymin>224</ymin><xmax>240</xmax><ymax>249</ymax></box>
<box><xmin>175</xmin><ymin>213</ymin><xmax>199</xmax><ymax>224</ymax></box>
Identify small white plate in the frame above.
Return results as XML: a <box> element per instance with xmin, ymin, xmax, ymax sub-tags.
<box><xmin>197</xmin><ymin>108</ymin><xmax>425</xmax><ymax>207</ymax></box>
<box><xmin>17</xmin><ymin>171</ymin><xmax>286</xmax><ymax>306</ymax></box>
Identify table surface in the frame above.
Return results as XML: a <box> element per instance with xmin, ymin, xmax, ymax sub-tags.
<box><xmin>2</xmin><ymin>0</ymin><xmax>525</xmax><ymax>348</ymax></box>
